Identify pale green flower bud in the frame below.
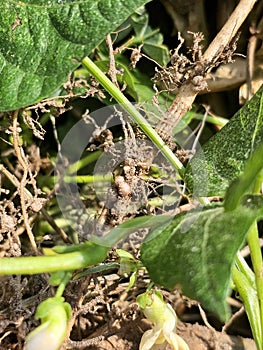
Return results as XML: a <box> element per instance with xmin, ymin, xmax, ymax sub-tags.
<box><xmin>137</xmin><ymin>290</ymin><xmax>190</xmax><ymax>350</ymax></box>
<box><xmin>25</xmin><ymin>297</ymin><xmax>71</xmax><ymax>350</ymax></box>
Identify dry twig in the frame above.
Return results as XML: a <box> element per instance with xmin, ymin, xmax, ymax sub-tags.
<box><xmin>12</xmin><ymin>110</ymin><xmax>38</xmax><ymax>253</ymax></box>
<box><xmin>106</xmin><ymin>34</ymin><xmax>119</xmax><ymax>88</ymax></box>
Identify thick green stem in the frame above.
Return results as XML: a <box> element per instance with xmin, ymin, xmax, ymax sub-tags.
<box><xmin>0</xmin><ymin>242</ymin><xmax>108</xmax><ymax>275</ymax></box>
<box><xmin>0</xmin><ymin>216</ymin><xmax>171</xmax><ymax>275</ymax></box>
<box><xmin>82</xmin><ymin>56</ymin><xmax>185</xmax><ymax>177</ymax></box>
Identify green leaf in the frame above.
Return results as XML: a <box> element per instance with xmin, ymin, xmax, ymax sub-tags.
<box><xmin>94</xmin><ymin>54</ymin><xmax>172</xmax><ymax>104</ymax></box>
<box><xmin>143</xmin><ymin>34</ymin><xmax>170</xmax><ymax>67</ymax></box>
<box><xmin>0</xmin><ymin>0</ymin><xmax>150</xmax><ymax>111</ymax></box>
<box><xmin>130</xmin><ymin>11</ymin><xmax>170</xmax><ymax>66</ymax></box>
<box><xmin>140</xmin><ymin>195</ymin><xmax>263</xmax><ymax>321</ymax></box>
<box><xmin>185</xmin><ymin>84</ymin><xmax>263</xmax><ymax>196</ymax></box>
<box><xmin>91</xmin><ymin>214</ymin><xmax>171</xmax><ymax>247</ymax></box>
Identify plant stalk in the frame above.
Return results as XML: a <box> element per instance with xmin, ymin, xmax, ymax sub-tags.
<box><xmin>247</xmin><ymin>170</ymin><xmax>263</xmax><ymax>349</ymax></box>
<box><xmin>232</xmin><ymin>264</ymin><xmax>262</xmax><ymax>350</ymax></box>
<box><xmin>0</xmin><ymin>243</ymin><xmax>108</xmax><ymax>275</ymax></box>
<box><xmin>55</xmin><ymin>272</ymin><xmax>73</xmax><ymax>298</ymax></box>
<box><xmin>235</xmin><ymin>251</ymin><xmax>255</xmax><ymax>286</ymax></box>
<box><xmin>247</xmin><ymin>221</ymin><xmax>263</xmax><ymax>349</ymax></box>
<box><xmin>82</xmin><ymin>56</ymin><xmax>185</xmax><ymax>177</ymax></box>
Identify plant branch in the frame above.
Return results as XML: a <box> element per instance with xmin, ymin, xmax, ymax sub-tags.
<box><xmin>0</xmin><ymin>242</ymin><xmax>108</xmax><ymax>275</ymax></box>
<box><xmin>203</xmin><ymin>0</ymin><xmax>256</xmax><ymax>61</ymax></box>
<box><xmin>82</xmin><ymin>56</ymin><xmax>185</xmax><ymax>176</ymax></box>
<box><xmin>156</xmin><ymin>0</ymin><xmax>258</xmax><ymax>142</ymax></box>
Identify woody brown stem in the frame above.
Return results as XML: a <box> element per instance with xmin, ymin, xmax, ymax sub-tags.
<box><xmin>156</xmin><ymin>0</ymin><xmax>258</xmax><ymax>143</ymax></box>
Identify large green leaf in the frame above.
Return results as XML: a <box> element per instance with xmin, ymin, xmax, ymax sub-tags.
<box><xmin>140</xmin><ymin>195</ymin><xmax>263</xmax><ymax>321</ymax></box>
<box><xmin>0</xmin><ymin>0</ymin><xmax>150</xmax><ymax>111</ymax></box>
<box><xmin>185</xmin><ymin>84</ymin><xmax>263</xmax><ymax>196</ymax></box>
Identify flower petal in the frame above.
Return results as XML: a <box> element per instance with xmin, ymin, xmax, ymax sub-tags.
<box><xmin>175</xmin><ymin>334</ymin><xmax>190</xmax><ymax>350</ymax></box>
<box><xmin>164</xmin><ymin>331</ymin><xmax>190</xmax><ymax>350</ymax></box>
<box><xmin>139</xmin><ymin>329</ymin><xmax>162</xmax><ymax>350</ymax></box>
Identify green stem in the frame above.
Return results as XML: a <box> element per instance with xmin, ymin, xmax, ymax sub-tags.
<box><xmin>247</xmin><ymin>221</ymin><xmax>263</xmax><ymax>348</ymax></box>
<box><xmin>58</xmin><ymin>174</ymin><xmax>112</xmax><ymax>184</ymax></box>
<box><xmin>0</xmin><ymin>242</ymin><xmax>108</xmax><ymax>275</ymax></box>
<box><xmin>55</xmin><ymin>272</ymin><xmax>72</xmax><ymax>298</ymax></box>
<box><xmin>192</xmin><ymin>113</ymin><xmax>228</xmax><ymax>127</ymax></box>
<box><xmin>67</xmin><ymin>150</ymin><xmax>102</xmax><ymax>174</ymax></box>
<box><xmin>247</xmin><ymin>170</ymin><xmax>263</xmax><ymax>349</ymax></box>
<box><xmin>232</xmin><ymin>265</ymin><xmax>262</xmax><ymax>350</ymax></box>
<box><xmin>118</xmin><ymin>29</ymin><xmax>161</xmax><ymax>52</ymax></box>
<box><xmin>235</xmin><ymin>251</ymin><xmax>255</xmax><ymax>286</ymax></box>
<box><xmin>253</xmin><ymin>171</ymin><xmax>263</xmax><ymax>194</ymax></box>
<box><xmin>82</xmin><ymin>56</ymin><xmax>185</xmax><ymax>177</ymax></box>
